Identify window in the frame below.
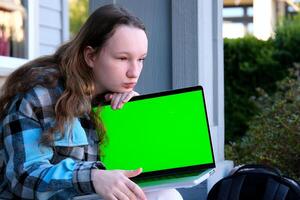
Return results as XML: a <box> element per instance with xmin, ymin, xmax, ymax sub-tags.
<box><xmin>0</xmin><ymin>0</ymin><xmax>38</xmax><ymax>76</ymax></box>
<box><xmin>0</xmin><ymin>0</ymin><xmax>27</xmax><ymax>58</ymax></box>
<box><xmin>223</xmin><ymin>7</ymin><xmax>244</xmax><ymax>17</ymax></box>
<box><xmin>223</xmin><ymin>5</ymin><xmax>253</xmax><ymax>39</ymax></box>
<box><xmin>247</xmin><ymin>7</ymin><xmax>253</xmax><ymax>16</ymax></box>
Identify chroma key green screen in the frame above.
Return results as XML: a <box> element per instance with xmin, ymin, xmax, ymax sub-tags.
<box><xmin>96</xmin><ymin>87</ymin><xmax>214</xmax><ymax>173</ymax></box>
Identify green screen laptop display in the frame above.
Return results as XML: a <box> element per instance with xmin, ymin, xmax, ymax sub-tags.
<box><xmin>94</xmin><ymin>86</ymin><xmax>215</xmax><ymax>177</ymax></box>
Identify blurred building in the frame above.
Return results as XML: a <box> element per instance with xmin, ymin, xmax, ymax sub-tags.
<box><xmin>223</xmin><ymin>0</ymin><xmax>300</xmax><ymax>39</ymax></box>
<box><xmin>0</xmin><ymin>0</ymin><xmax>26</xmax><ymax>58</ymax></box>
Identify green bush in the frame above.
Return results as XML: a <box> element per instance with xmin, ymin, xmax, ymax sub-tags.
<box><xmin>274</xmin><ymin>14</ymin><xmax>300</xmax><ymax>68</ymax></box>
<box><xmin>226</xmin><ymin>73</ymin><xmax>300</xmax><ymax>181</ymax></box>
<box><xmin>69</xmin><ymin>0</ymin><xmax>88</xmax><ymax>37</ymax></box>
<box><xmin>224</xmin><ymin>14</ymin><xmax>300</xmax><ymax>183</ymax></box>
<box><xmin>224</xmin><ymin>36</ymin><xmax>286</xmax><ymax>142</ymax></box>
<box><xmin>225</xmin><ymin>14</ymin><xmax>300</xmax><ymax>142</ymax></box>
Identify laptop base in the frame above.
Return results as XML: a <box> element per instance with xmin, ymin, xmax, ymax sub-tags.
<box><xmin>140</xmin><ymin>168</ymin><xmax>215</xmax><ymax>192</ymax></box>
<box><xmin>73</xmin><ymin>169</ymin><xmax>215</xmax><ymax>200</ymax></box>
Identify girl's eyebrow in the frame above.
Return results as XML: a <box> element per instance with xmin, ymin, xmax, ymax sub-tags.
<box><xmin>114</xmin><ymin>51</ymin><xmax>129</xmax><ymax>54</ymax></box>
<box><xmin>114</xmin><ymin>51</ymin><xmax>148</xmax><ymax>57</ymax></box>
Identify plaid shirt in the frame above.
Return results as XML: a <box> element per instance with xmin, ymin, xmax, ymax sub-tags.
<box><xmin>0</xmin><ymin>83</ymin><xmax>105</xmax><ymax>199</ymax></box>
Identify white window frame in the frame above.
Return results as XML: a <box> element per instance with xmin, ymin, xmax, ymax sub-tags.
<box><xmin>0</xmin><ymin>0</ymin><xmax>39</xmax><ymax>77</ymax></box>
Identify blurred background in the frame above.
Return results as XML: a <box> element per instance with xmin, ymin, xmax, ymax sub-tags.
<box><xmin>222</xmin><ymin>0</ymin><xmax>300</xmax><ymax>183</ymax></box>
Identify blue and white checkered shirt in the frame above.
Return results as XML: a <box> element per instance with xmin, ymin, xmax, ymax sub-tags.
<box><xmin>0</xmin><ymin>83</ymin><xmax>105</xmax><ymax>199</ymax></box>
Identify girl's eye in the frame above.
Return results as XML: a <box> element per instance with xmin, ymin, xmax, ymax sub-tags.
<box><xmin>139</xmin><ymin>58</ymin><xmax>146</xmax><ymax>62</ymax></box>
<box><xmin>118</xmin><ymin>57</ymin><xmax>127</xmax><ymax>61</ymax></box>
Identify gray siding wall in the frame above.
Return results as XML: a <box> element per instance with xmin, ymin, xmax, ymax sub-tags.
<box><xmin>38</xmin><ymin>0</ymin><xmax>69</xmax><ymax>56</ymax></box>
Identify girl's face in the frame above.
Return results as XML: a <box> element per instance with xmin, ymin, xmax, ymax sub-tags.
<box><xmin>85</xmin><ymin>25</ymin><xmax>148</xmax><ymax>95</ymax></box>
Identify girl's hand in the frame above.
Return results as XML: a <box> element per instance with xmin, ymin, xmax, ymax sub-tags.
<box><xmin>91</xmin><ymin>168</ymin><xmax>147</xmax><ymax>200</ymax></box>
<box><xmin>104</xmin><ymin>91</ymin><xmax>140</xmax><ymax>110</ymax></box>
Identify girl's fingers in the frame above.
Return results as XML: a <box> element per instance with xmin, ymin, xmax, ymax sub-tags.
<box><xmin>121</xmin><ymin>169</ymin><xmax>146</xmax><ymax>200</ymax></box>
<box><xmin>118</xmin><ymin>93</ymin><xmax>133</xmax><ymax>109</ymax></box>
<box><xmin>121</xmin><ymin>92</ymin><xmax>135</xmax><ymax>104</ymax></box>
<box><xmin>111</xmin><ymin>94</ymin><xmax>122</xmax><ymax>109</ymax></box>
<box><xmin>110</xmin><ymin>91</ymin><xmax>140</xmax><ymax>109</ymax></box>
<box><xmin>105</xmin><ymin>93</ymin><xmax>113</xmax><ymax>102</ymax></box>
<box><xmin>107</xmin><ymin>195</ymin><xmax>118</xmax><ymax>200</ymax></box>
<box><xmin>122</xmin><ymin>168</ymin><xmax>143</xmax><ymax>178</ymax></box>
<box><xmin>125</xmin><ymin>180</ymin><xmax>147</xmax><ymax>200</ymax></box>
<box><xmin>118</xmin><ymin>183</ymin><xmax>137</xmax><ymax>200</ymax></box>
<box><xmin>116</xmin><ymin>93</ymin><xmax>130</xmax><ymax>109</ymax></box>
<box><xmin>119</xmin><ymin>91</ymin><xmax>140</xmax><ymax>108</ymax></box>
<box><xmin>113</xmin><ymin>189</ymin><xmax>131</xmax><ymax>200</ymax></box>
<box><xmin>117</xmin><ymin>91</ymin><xmax>135</xmax><ymax>109</ymax></box>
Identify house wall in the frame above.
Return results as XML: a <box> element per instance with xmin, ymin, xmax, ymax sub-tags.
<box><xmin>38</xmin><ymin>0</ymin><xmax>69</xmax><ymax>56</ymax></box>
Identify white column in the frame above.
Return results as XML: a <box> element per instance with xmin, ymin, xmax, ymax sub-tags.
<box><xmin>253</xmin><ymin>0</ymin><xmax>276</xmax><ymax>40</ymax></box>
<box><xmin>28</xmin><ymin>0</ymin><xmax>39</xmax><ymax>59</ymax></box>
<box><xmin>198</xmin><ymin>0</ymin><xmax>234</xmax><ymax>191</ymax></box>
<box><xmin>197</xmin><ymin>0</ymin><xmax>225</xmax><ymax>163</ymax></box>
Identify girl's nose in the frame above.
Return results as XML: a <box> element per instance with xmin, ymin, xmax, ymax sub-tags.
<box><xmin>126</xmin><ymin>61</ymin><xmax>142</xmax><ymax>78</ymax></box>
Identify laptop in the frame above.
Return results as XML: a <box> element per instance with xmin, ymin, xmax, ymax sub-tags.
<box><xmin>93</xmin><ymin>85</ymin><xmax>215</xmax><ymax>192</ymax></box>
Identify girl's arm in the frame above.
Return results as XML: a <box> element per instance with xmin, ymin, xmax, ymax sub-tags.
<box><xmin>2</xmin><ymin>93</ymin><xmax>102</xmax><ymax>199</ymax></box>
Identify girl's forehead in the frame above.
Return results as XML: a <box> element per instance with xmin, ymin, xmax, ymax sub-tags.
<box><xmin>104</xmin><ymin>25</ymin><xmax>148</xmax><ymax>53</ymax></box>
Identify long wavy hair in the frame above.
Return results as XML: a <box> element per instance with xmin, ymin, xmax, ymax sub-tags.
<box><xmin>0</xmin><ymin>4</ymin><xmax>146</xmax><ymax>146</ymax></box>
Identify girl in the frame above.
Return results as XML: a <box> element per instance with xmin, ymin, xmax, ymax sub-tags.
<box><xmin>0</xmin><ymin>4</ymin><xmax>183</xmax><ymax>200</ymax></box>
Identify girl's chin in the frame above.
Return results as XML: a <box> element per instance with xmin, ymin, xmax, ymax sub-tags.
<box><xmin>111</xmin><ymin>87</ymin><xmax>133</xmax><ymax>93</ymax></box>
<box><xmin>121</xmin><ymin>88</ymin><xmax>134</xmax><ymax>93</ymax></box>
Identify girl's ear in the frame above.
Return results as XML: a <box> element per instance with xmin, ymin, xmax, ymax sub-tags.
<box><xmin>84</xmin><ymin>46</ymin><xmax>96</xmax><ymax>68</ymax></box>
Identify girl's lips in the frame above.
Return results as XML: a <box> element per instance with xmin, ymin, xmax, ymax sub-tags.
<box><xmin>123</xmin><ymin>83</ymin><xmax>136</xmax><ymax>88</ymax></box>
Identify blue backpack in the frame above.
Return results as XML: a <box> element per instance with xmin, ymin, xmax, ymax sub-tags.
<box><xmin>207</xmin><ymin>164</ymin><xmax>300</xmax><ymax>200</ymax></box>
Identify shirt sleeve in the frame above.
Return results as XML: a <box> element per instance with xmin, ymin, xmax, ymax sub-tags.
<box><xmin>2</xmin><ymin>96</ymin><xmax>104</xmax><ymax>199</ymax></box>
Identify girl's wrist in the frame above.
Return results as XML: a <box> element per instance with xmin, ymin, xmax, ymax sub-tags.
<box><xmin>92</xmin><ymin>161</ymin><xmax>106</xmax><ymax>170</ymax></box>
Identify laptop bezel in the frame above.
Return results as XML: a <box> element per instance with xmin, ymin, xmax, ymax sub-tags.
<box><xmin>94</xmin><ymin>85</ymin><xmax>216</xmax><ymax>180</ymax></box>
